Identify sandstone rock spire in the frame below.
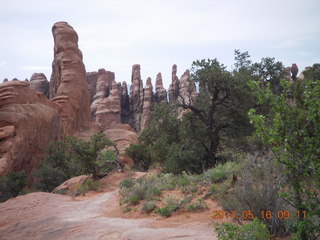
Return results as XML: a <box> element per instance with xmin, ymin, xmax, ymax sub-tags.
<box><xmin>49</xmin><ymin>21</ymin><xmax>91</xmax><ymax>136</ymax></box>
<box><xmin>155</xmin><ymin>73</ymin><xmax>167</xmax><ymax>104</ymax></box>
<box><xmin>141</xmin><ymin>77</ymin><xmax>153</xmax><ymax>130</ymax></box>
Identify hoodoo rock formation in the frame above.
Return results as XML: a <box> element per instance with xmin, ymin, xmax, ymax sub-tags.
<box><xmin>290</xmin><ymin>63</ymin><xmax>299</xmax><ymax>81</ymax></box>
<box><xmin>87</xmin><ymin>64</ymin><xmax>199</xmax><ymax>133</ymax></box>
<box><xmin>90</xmin><ymin>68</ymin><xmax>115</xmax><ymax>121</ymax></box>
<box><xmin>129</xmin><ymin>64</ymin><xmax>144</xmax><ymax>132</ymax></box>
<box><xmin>168</xmin><ymin>64</ymin><xmax>180</xmax><ymax>102</ymax></box>
<box><xmin>29</xmin><ymin>73</ymin><xmax>49</xmax><ymax>98</ymax></box>
<box><xmin>95</xmin><ymin>80</ymin><xmax>121</xmax><ymax>130</ymax></box>
<box><xmin>50</xmin><ymin>21</ymin><xmax>92</xmax><ymax>137</ymax></box>
<box><xmin>155</xmin><ymin>73</ymin><xmax>167</xmax><ymax>104</ymax></box>
<box><xmin>0</xmin><ymin>22</ymin><xmax>99</xmax><ymax>177</ymax></box>
<box><xmin>141</xmin><ymin>77</ymin><xmax>153</xmax><ymax>131</ymax></box>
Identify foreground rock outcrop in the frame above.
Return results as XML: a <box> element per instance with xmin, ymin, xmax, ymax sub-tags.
<box><xmin>0</xmin><ymin>81</ymin><xmax>60</xmax><ymax>176</ymax></box>
<box><xmin>0</xmin><ymin>172</ymin><xmax>217</xmax><ymax>240</ymax></box>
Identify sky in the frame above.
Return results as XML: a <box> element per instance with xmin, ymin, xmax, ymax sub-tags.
<box><xmin>0</xmin><ymin>0</ymin><xmax>319</xmax><ymax>88</ymax></box>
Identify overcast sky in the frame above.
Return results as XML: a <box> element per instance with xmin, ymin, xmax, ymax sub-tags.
<box><xmin>0</xmin><ymin>0</ymin><xmax>319</xmax><ymax>88</ymax></box>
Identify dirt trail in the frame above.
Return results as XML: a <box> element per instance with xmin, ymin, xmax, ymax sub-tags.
<box><xmin>0</xmin><ymin>172</ymin><xmax>218</xmax><ymax>240</ymax></box>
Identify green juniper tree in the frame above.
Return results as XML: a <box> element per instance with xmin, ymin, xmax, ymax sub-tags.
<box><xmin>249</xmin><ymin>65</ymin><xmax>320</xmax><ymax>239</ymax></box>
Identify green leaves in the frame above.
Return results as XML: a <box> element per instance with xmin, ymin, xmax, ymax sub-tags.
<box><xmin>34</xmin><ymin>132</ymin><xmax>116</xmax><ymax>191</ymax></box>
<box><xmin>248</xmin><ymin>67</ymin><xmax>320</xmax><ymax>238</ymax></box>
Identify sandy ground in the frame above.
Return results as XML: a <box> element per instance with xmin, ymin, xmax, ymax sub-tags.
<box><xmin>0</xmin><ymin>172</ymin><xmax>219</xmax><ymax>240</ymax></box>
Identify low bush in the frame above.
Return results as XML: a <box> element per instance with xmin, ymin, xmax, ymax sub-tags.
<box><xmin>214</xmin><ymin>218</ymin><xmax>271</xmax><ymax>240</ymax></box>
<box><xmin>0</xmin><ymin>171</ymin><xmax>27</xmax><ymax>202</ymax></box>
<box><xmin>125</xmin><ymin>144</ymin><xmax>152</xmax><ymax>171</ymax></box>
<box><xmin>142</xmin><ymin>201</ymin><xmax>156</xmax><ymax>213</ymax></box>
<box><xmin>185</xmin><ymin>198</ymin><xmax>208</xmax><ymax>211</ymax></box>
<box><xmin>34</xmin><ymin>132</ymin><xmax>118</xmax><ymax>192</ymax></box>
<box><xmin>155</xmin><ymin>205</ymin><xmax>178</xmax><ymax>217</ymax></box>
<box><xmin>127</xmin><ymin>194</ymin><xmax>140</xmax><ymax>205</ymax></box>
<box><xmin>71</xmin><ymin>178</ymin><xmax>101</xmax><ymax>196</ymax></box>
<box><xmin>204</xmin><ymin>161</ymin><xmax>239</xmax><ymax>183</ymax></box>
<box><xmin>221</xmin><ymin>153</ymin><xmax>292</xmax><ymax>236</ymax></box>
<box><xmin>119</xmin><ymin>178</ymin><xmax>134</xmax><ymax>189</ymax></box>
<box><xmin>165</xmin><ymin>196</ymin><xmax>180</xmax><ymax>210</ymax></box>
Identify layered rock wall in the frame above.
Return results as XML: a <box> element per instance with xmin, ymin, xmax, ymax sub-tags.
<box><xmin>0</xmin><ymin>81</ymin><xmax>61</xmax><ymax>176</ymax></box>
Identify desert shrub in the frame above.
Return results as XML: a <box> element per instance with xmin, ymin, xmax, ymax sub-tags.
<box><xmin>155</xmin><ymin>205</ymin><xmax>178</xmax><ymax>218</ymax></box>
<box><xmin>125</xmin><ymin>144</ymin><xmax>152</xmax><ymax>171</ymax></box>
<box><xmin>122</xmin><ymin>207</ymin><xmax>131</xmax><ymax>213</ymax></box>
<box><xmin>214</xmin><ymin>218</ymin><xmax>271</xmax><ymax>240</ymax></box>
<box><xmin>142</xmin><ymin>201</ymin><xmax>156</xmax><ymax>213</ymax></box>
<box><xmin>204</xmin><ymin>161</ymin><xmax>239</xmax><ymax>183</ymax></box>
<box><xmin>180</xmin><ymin>183</ymin><xmax>198</xmax><ymax>195</ymax></box>
<box><xmin>222</xmin><ymin>153</ymin><xmax>292</xmax><ymax>236</ymax></box>
<box><xmin>180</xmin><ymin>196</ymin><xmax>192</xmax><ymax>206</ymax></box>
<box><xmin>34</xmin><ymin>132</ymin><xmax>117</xmax><ymax>192</ymax></box>
<box><xmin>119</xmin><ymin>178</ymin><xmax>134</xmax><ymax>189</ymax></box>
<box><xmin>127</xmin><ymin>194</ymin><xmax>140</xmax><ymax>205</ymax></box>
<box><xmin>0</xmin><ymin>171</ymin><xmax>27</xmax><ymax>202</ymax></box>
<box><xmin>71</xmin><ymin>178</ymin><xmax>101</xmax><ymax>196</ymax></box>
<box><xmin>34</xmin><ymin>163</ymin><xmax>66</xmax><ymax>192</ymax></box>
<box><xmin>185</xmin><ymin>198</ymin><xmax>208</xmax><ymax>211</ymax></box>
<box><xmin>120</xmin><ymin>174</ymin><xmax>164</xmax><ymax>204</ymax></box>
<box><xmin>165</xmin><ymin>196</ymin><xmax>180</xmax><ymax>210</ymax></box>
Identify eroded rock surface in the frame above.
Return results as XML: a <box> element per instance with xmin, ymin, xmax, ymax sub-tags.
<box><xmin>141</xmin><ymin>77</ymin><xmax>153</xmax><ymax>131</ymax></box>
<box><xmin>0</xmin><ymin>22</ymin><xmax>99</xmax><ymax>177</ymax></box>
<box><xmin>0</xmin><ymin>81</ymin><xmax>60</xmax><ymax>176</ymax></box>
<box><xmin>0</xmin><ymin>173</ymin><xmax>217</xmax><ymax>240</ymax></box>
<box><xmin>29</xmin><ymin>73</ymin><xmax>49</xmax><ymax>98</ymax></box>
<box><xmin>95</xmin><ymin>80</ymin><xmax>121</xmax><ymax>130</ymax></box>
<box><xmin>50</xmin><ymin>21</ymin><xmax>92</xmax><ymax>136</ymax></box>
<box><xmin>155</xmin><ymin>73</ymin><xmax>167</xmax><ymax>104</ymax></box>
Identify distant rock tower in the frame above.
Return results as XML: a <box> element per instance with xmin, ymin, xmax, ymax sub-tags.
<box><xmin>291</xmin><ymin>63</ymin><xmax>299</xmax><ymax>81</ymax></box>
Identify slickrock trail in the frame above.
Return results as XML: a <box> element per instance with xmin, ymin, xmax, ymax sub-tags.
<box><xmin>0</xmin><ymin>172</ymin><xmax>217</xmax><ymax>240</ymax></box>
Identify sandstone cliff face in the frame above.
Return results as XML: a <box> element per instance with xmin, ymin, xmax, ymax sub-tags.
<box><xmin>29</xmin><ymin>73</ymin><xmax>49</xmax><ymax>98</ymax></box>
<box><xmin>86</xmin><ymin>68</ymin><xmax>139</xmax><ymax>148</ymax></box>
<box><xmin>90</xmin><ymin>68</ymin><xmax>115</xmax><ymax>121</ymax></box>
<box><xmin>0</xmin><ymin>81</ymin><xmax>60</xmax><ymax>176</ymax></box>
<box><xmin>95</xmin><ymin>80</ymin><xmax>121</xmax><ymax>130</ymax></box>
<box><xmin>86</xmin><ymin>71</ymin><xmax>99</xmax><ymax>104</ymax></box>
<box><xmin>50</xmin><ymin>21</ymin><xmax>91</xmax><ymax>137</ymax></box>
